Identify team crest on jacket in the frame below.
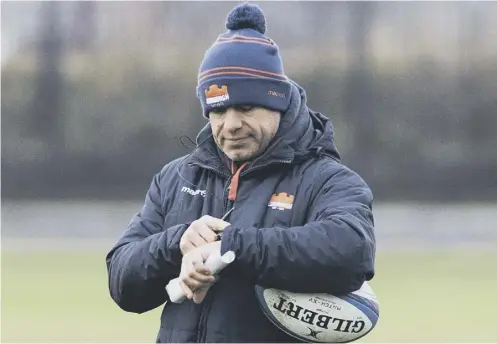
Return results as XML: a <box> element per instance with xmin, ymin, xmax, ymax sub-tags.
<box><xmin>268</xmin><ymin>192</ymin><xmax>294</xmax><ymax>211</ymax></box>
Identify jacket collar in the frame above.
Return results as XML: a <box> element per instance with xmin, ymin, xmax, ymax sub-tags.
<box><xmin>188</xmin><ymin>124</ymin><xmax>294</xmax><ymax>176</ymax></box>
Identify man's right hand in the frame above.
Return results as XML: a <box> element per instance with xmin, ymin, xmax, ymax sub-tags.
<box><xmin>180</xmin><ymin>215</ymin><xmax>230</xmax><ymax>255</ymax></box>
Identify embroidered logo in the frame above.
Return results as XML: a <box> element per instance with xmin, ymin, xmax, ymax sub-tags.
<box><xmin>268</xmin><ymin>192</ymin><xmax>294</xmax><ymax>211</ymax></box>
<box><xmin>205</xmin><ymin>84</ymin><xmax>229</xmax><ymax>105</ymax></box>
<box><xmin>268</xmin><ymin>90</ymin><xmax>286</xmax><ymax>98</ymax></box>
<box><xmin>181</xmin><ymin>186</ymin><xmax>206</xmax><ymax>198</ymax></box>
<box><xmin>306</xmin><ymin>327</ymin><xmax>323</xmax><ymax>339</ymax></box>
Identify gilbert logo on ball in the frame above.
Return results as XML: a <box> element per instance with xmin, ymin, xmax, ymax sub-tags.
<box><xmin>255</xmin><ymin>282</ymin><xmax>380</xmax><ymax>343</ymax></box>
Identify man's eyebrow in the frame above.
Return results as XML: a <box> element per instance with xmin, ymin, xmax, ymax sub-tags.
<box><xmin>212</xmin><ymin>107</ymin><xmax>228</xmax><ymax>113</ymax></box>
<box><xmin>235</xmin><ymin>105</ymin><xmax>254</xmax><ymax>111</ymax></box>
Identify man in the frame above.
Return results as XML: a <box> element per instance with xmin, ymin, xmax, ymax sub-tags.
<box><xmin>106</xmin><ymin>3</ymin><xmax>376</xmax><ymax>343</ymax></box>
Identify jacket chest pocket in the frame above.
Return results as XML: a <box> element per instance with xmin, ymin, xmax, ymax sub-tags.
<box><xmin>162</xmin><ymin>195</ymin><xmax>200</xmax><ymax>229</ymax></box>
<box><xmin>237</xmin><ymin>175</ymin><xmax>303</xmax><ymax>229</ymax></box>
<box><xmin>170</xmin><ymin>199</ymin><xmax>206</xmax><ymax>227</ymax></box>
<box><xmin>265</xmin><ymin>189</ymin><xmax>301</xmax><ymax>228</ymax></box>
<box><xmin>163</xmin><ymin>192</ymin><xmax>218</xmax><ymax>229</ymax></box>
<box><xmin>263</xmin><ymin>209</ymin><xmax>293</xmax><ymax>228</ymax></box>
<box><xmin>251</xmin><ymin>193</ymin><xmax>298</xmax><ymax>229</ymax></box>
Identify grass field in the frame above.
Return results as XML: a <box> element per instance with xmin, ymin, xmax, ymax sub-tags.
<box><xmin>2</xmin><ymin>249</ymin><xmax>496</xmax><ymax>343</ymax></box>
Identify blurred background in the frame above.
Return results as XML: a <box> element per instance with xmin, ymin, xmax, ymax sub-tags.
<box><xmin>1</xmin><ymin>1</ymin><xmax>496</xmax><ymax>343</ymax></box>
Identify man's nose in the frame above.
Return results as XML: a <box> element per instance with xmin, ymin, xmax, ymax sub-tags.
<box><xmin>223</xmin><ymin>108</ymin><xmax>243</xmax><ymax>131</ymax></box>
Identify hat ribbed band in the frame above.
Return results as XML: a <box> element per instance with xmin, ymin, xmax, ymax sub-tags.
<box><xmin>198</xmin><ymin>66</ymin><xmax>287</xmax><ymax>84</ymax></box>
<box><xmin>197</xmin><ymin>77</ymin><xmax>291</xmax><ymax>117</ymax></box>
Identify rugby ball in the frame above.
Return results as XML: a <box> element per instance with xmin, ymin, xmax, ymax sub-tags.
<box><xmin>255</xmin><ymin>282</ymin><xmax>379</xmax><ymax>343</ymax></box>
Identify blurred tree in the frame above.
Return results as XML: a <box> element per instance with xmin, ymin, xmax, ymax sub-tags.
<box><xmin>343</xmin><ymin>2</ymin><xmax>378</xmax><ymax>174</ymax></box>
<box><xmin>70</xmin><ymin>1</ymin><xmax>96</xmax><ymax>52</ymax></box>
<box><xmin>149</xmin><ymin>1</ymin><xmax>169</xmax><ymax>41</ymax></box>
<box><xmin>29</xmin><ymin>1</ymin><xmax>64</xmax><ymax>148</ymax></box>
<box><xmin>2</xmin><ymin>1</ymin><xmax>496</xmax><ymax>201</ymax></box>
<box><xmin>457</xmin><ymin>3</ymin><xmax>487</xmax><ymax>149</ymax></box>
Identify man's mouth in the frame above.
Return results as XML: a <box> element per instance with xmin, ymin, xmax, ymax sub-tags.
<box><xmin>225</xmin><ymin>137</ymin><xmax>248</xmax><ymax>142</ymax></box>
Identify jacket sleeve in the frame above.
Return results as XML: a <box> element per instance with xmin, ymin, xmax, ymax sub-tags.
<box><xmin>106</xmin><ymin>172</ymin><xmax>187</xmax><ymax>313</ymax></box>
<box><xmin>220</xmin><ymin>163</ymin><xmax>376</xmax><ymax>296</ymax></box>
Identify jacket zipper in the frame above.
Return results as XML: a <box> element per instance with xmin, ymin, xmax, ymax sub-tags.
<box><xmin>188</xmin><ymin>162</ymin><xmax>230</xmax><ymax>179</ymax></box>
<box><xmin>196</xmin><ymin>176</ymin><xmax>233</xmax><ymax>343</ymax></box>
<box><xmin>240</xmin><ymin>159</ymin><xmax>292</xmax><ymax>177</ymax></box>
<box><xmin>196</xmin><ymin>284</ymin><xmax>220</xmax><ymax>342</ymax></box>
<box><xmin>223</xmin><ymin>176</ymin><xmax>233</xmax><ymax>212</ymax></box>
<box><xmin>190</xmin><ymin>158</ymin><xmax>292</xmax><ymax>178</ymax></box>
<box><xmin>191</xmin><ymin>159</ymin><xmax>290</xmax><ymax>342</ymax></box>
<box><xmin>188</xmin><ymin>163</ymin><xmax>230</xmax><ymax>342</ymax></box>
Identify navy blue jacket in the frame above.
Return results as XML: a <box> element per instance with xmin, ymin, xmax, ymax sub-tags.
<box><xmin>106</xmin><ymin>82</ymin><xmax>376</xmax><ymax>342</ymax></box>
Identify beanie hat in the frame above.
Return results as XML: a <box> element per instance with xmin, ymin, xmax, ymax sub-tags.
<box><xmin>197</xmin><ymin>3</ymin><xmax>292</xmax><ymax>117</ymax></box>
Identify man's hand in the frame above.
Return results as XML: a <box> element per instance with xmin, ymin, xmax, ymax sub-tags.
<box><xmin>180</xmin><ymin>215</ymin><xmax>229</xmax><ymax>255</ymax></box>
<box><xmin>178</xmin><ymin>241</ymin><xmax>222</xmax><ymax>304</ymax></box>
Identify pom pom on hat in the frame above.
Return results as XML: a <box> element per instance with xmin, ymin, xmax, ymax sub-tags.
<box><xmin>197</xmin><ymin>3</ymin><xmax>291</xmax><ymax>117</ymax></box>
<box><xmin>226</xmin><ymin>3</ymin><xmax>266</xmax><ymax>34</ymax></box>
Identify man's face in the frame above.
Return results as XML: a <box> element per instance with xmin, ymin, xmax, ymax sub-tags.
<box><xmin>209</xmin><ymin>105</ymin><xmax>281</xmax><ymax>162</ymax></box>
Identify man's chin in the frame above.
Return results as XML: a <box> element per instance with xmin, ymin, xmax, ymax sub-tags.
<box><xmin>225</xmin><ymin>150</ymin><xmax>254</xmax><ymax>162</ymax></box>
<box><xmin>229</xmin><ymin>154</ymin><xmax>250</xmax><ymax>162</ymax></box>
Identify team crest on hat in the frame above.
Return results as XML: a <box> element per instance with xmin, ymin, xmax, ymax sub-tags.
<box><xmin>197</xmin><ymin>3</ymin><xmax>292</xmax><ymax>117</ymax></box>
<box><xmin>205</xmin><ymin>84</ymin><xmax>230</xmax><ymax>105</ymax></box>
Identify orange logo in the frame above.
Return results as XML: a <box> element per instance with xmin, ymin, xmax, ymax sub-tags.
<box><xmin>268</xmin><ymin>192</ymin><xmax>294</xmax><ymax>210</ymax></box>
<box><xmin>205</xmin><ymin>84</ymin><xmax>230</xmax><ymax>105</ymax></box>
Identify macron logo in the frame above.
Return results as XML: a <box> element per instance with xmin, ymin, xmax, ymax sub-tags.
<box><xmin>181</xmin><ymin>186</ymin><xmax>206</xmax><ymax>198</ymax></box>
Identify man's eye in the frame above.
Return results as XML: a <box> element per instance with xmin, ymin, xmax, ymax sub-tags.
<box><xmin>238</xmin><ymin>105</ymin><xmax>254</xmax><ymax>112</ymax></box>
